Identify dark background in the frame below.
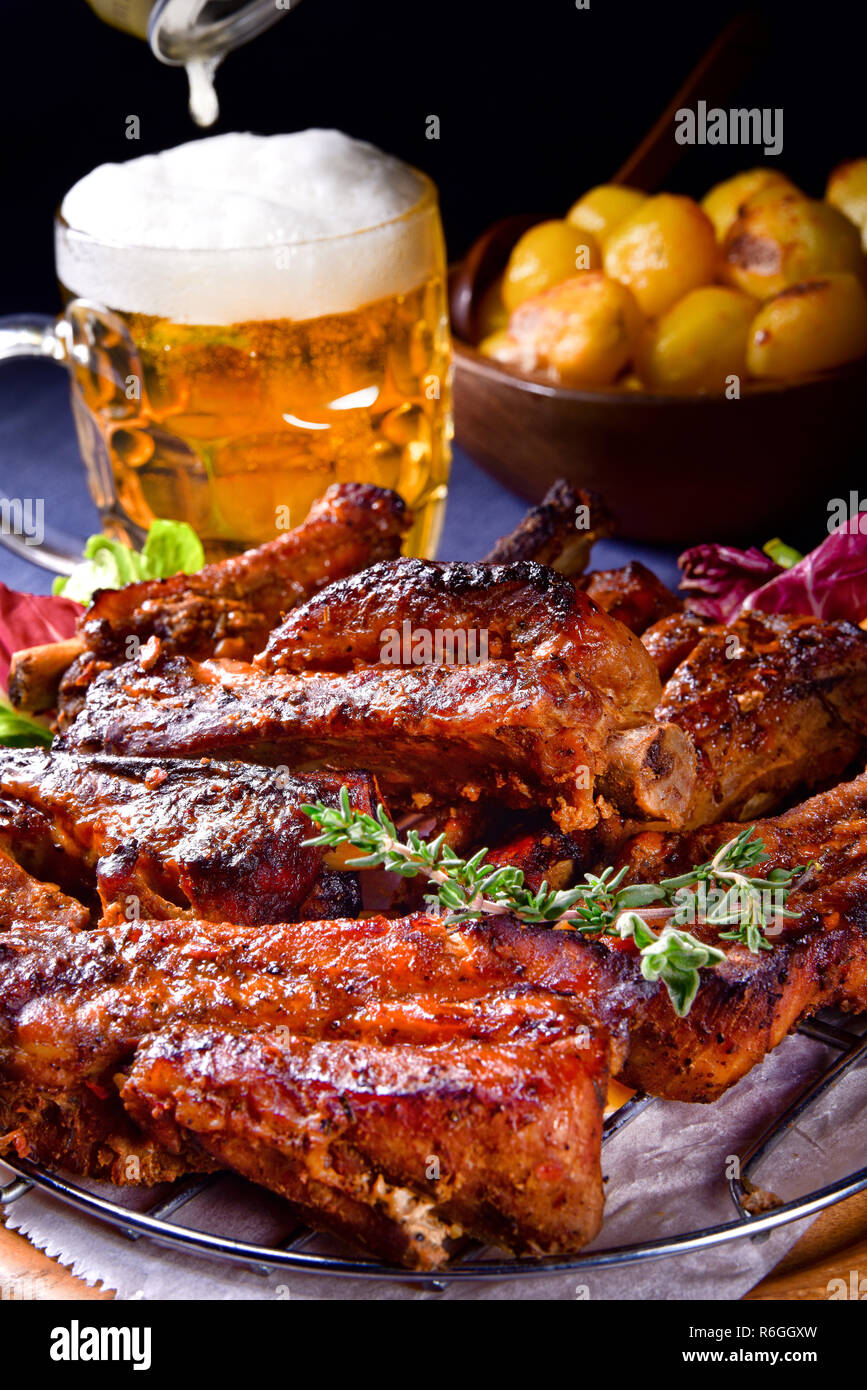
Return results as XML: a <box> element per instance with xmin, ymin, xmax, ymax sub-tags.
<box><xmin>1</xmin><ymin>0</ymin><xmax>863</xmax><ymax>315</ymax></box>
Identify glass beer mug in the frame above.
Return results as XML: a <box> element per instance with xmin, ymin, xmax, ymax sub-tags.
<box><xmin>0</xmin><ymin>132</ymin><xmax>452</xmax><ymax>566</ymax></box>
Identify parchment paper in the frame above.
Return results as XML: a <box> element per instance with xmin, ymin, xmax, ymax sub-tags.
<box><xmin>3</xmin><ymin>1027</ymin><xmax>865</xmax><ymax>1301</ymax></box>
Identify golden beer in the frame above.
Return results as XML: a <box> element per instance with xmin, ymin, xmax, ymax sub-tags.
<box><xmin>55</xmin><ymin>132</ymin><xmax>452</xmax><ymax>560</ymax></box>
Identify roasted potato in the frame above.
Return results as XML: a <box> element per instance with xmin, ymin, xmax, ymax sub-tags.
<box><xmin>722</xmin><ymin>190</ymin><xmax>865</xmax><ymax>300</ymax></box>
<box><xmin>566</xmin><ymin>185</ymin><xmax>647</xmax><ymax>245</ymax></box>
<box><xmin>701</xmin><ymin>168</ymin><xmax>797</xmax><ymax>241</ymax></box>
<box><xmin>479</xmin><ymin>327</ymin><xmax>529</xmax><ymax>368</ymax></box>
<box><xmin>487</xmin><ymin>273</ymin><xmax>643</xmax><ymax>387</ymax></box>
<box><xmin>746</xmin><ymin>272</ymin><xmax>867</xmax><ymax>378</ymax></box>
<box><xmin>481</xmin><ymin>158</ymin><xmax>867</xmax><ymax>393</ymax></box>
<box><xmin>636</xmin><ymin>286</ymin><xmax>757</xmax><ymax>392</ymax></box>
<box><xmin>826</xmin><ymin>158</ymin><xmax>867</xmax><ymax>249</ymax></box>
<box><xmin>603</xmin><ymin>194</ymin><xmax>718</xmax><ymax>318</ymax></box>
<box><xmin>503</xmin><ymin>220</ymin><xmax>602</xmax><ymax>312</ymax></box>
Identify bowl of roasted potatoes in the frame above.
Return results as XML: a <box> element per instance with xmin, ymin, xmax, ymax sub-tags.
<box><xmin>450</xmin><ymin>161</ymin><xmax>867</xmax><ymax>543</ymax></box>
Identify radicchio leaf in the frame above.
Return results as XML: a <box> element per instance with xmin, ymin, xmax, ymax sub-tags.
<box><xmin>0</xmin><ymin>582</ymin><xmax>83</xmax><ymax>690</ymax></box>
<box><xmin>677</xmin><ymin>544</ymin><xmax>781</xmax><ymax>622</ymax></box>
<box><xmin>743</xmin><ymin>514</ymin><xmax>867</xmax><ymax>622</ymax></box>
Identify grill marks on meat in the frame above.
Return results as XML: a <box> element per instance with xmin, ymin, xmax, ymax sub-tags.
<box><xmin>6</xmin><ymin>772</ymin><xmax>867</xmax><ymax>1255</ymax></box>
<box><xmin>123</xmin><ymin>1026</ymin><xmax>606</xmax><ymax>1269</ymax></box>
<box><xmin>13</xmin><ymin>761</ymin><xmax>867</xmax><ymax>1252</ymax></box>
<box><xmin>461</xmin><ymin>777</ymin><xmax>867</xmax><ymax>1103</ymax></box>
<box><xmin>0</xmin><ymin>914</ymin><xmax>610</xmax><ymax>1265</ymax></box>
<box><xmin>641</xmin><ymin>607</ymin><xmax>867</xmax><ymax>824</ymax></box>
<box><xmin>0</xmin><ymin>749</ymin><xmax>374</xmax><ymax>926</ymax></box>
<box><xmin>619</xmin><ymin>880</ymin><xmax>867</xmax><ymax>1102</ymax></box>
<box><xmin>0</xmin><ymin>914</ymin><xmax>626</xmax><ymax>1093</ymax></box>
<box><xmin>60</xmin><ymin>653</ymin><xmax>613</xmax><ymax>829</ymax></box>
<box><xmin>6</xmin><ymin>474</ymin><xmax>867</xmax><ymax>1261</ymax></box>
<box><xmin>580</xmin><ymin>562</ymin><xmax>681</xmax><ymax>638</ymax></box>
<box><xmin>0</xmin><ymin>847</ymin><xmax>90</xmax><ymax>931</ymax></box>
<box><xmin>17</xmin><ymin>483</ymin><xmax>409</xmax><ymax>722</ymax></box>
<box><xmin>612</xmin><ymin>771</ymin><xmax>867</xmax><ymax>1099</ymax></box>
<box><xmin>257</xmin><ymin>558</ymin><xmax>656</xmax><ymax>687</ymax></box>
<box><xmin>481</xmin><ymin>480</ymin><xmax>613</xmax><ymax>573</ymax></box>
<box><xmin>64</xmin><ymin>561</ymin><xmax>696</xmax><ymax>831</ymax></box>
<box><xmin>657</xmin><ymin>611</ymin><xmax>867</xmax><ymax>826</ymax></box>
<box><xmin>77</xmin><ymin>483</ymin><xmax>411</xmax><ymax>665</ymax></box>
<box><xmin>13</xmin><ymin>477</ymin><xmax>603</xmax><ymax>718</ymax></box>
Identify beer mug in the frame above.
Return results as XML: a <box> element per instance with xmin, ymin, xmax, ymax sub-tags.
<box><xmin>0</xmin><ymin>131</ymin><xmax>452</xmax><ymax>567</ymax></box>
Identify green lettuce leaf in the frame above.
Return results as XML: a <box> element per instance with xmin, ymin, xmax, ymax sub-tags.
<box><xmin>54</xmin><ymin>536</ymin><xmax>144</xmax><ymax>603</ymax></box>
<box><xmin>0</xmin><ymin>696</ymin><xmax>53</xmax><ymax>748</ymax></box>
<box><xmin>54</xmin><ymin>520</ymin><xmax>206</xmax><ymax>606</ymax></box>
<box><xmin>141</xmin><ymin>518</ymin><xmax>205</xmax><ymax>580</ymax></box>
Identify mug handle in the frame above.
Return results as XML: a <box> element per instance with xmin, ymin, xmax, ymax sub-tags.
<box><xmin>0</xmin><ymin>313</ymin><xmax>81</xmax><ymax>576</ymax></box>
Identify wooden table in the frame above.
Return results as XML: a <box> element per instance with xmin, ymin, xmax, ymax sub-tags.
<box><xmin>3</xmin><ymin>1189</ymin><xmax>866</xmax><ymax>1300</ymax></box>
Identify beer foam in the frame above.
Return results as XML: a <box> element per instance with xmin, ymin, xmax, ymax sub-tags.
<box><xmin>57</xmin><ymin>131</ymin><xmax>440</xmax><ymax>323</ymax></box>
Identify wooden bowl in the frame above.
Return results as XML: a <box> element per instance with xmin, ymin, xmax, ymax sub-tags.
<box><xmin>450</xmin><ymin>221</ymin><xmax>867</xmax><ymax>546</ymax></box>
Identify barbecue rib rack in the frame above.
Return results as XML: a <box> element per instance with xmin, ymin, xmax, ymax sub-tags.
<box><xmin>2</xmin><ymin>1013</ymin><xmax>865</xmax><ymax>1284</ymax></box>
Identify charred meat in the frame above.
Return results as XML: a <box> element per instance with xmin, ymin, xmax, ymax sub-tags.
<box><xmin>11</xmin><ymin>483</ymin><xmax>410</xmax><ymax>715</ymax></box>
<box><xmin>0</xmin><ymin>748</ymin><xmax>375</xmax><ymax>926</ymax></box>
<box><xmin>482</xmin><ymin>480</ymin><xmax>613</xmax><ymax>573</ymax></box>
<box><xmin>64</xmin><ymin>562</ymin><xmax>696</xmax><ymax>831</ymax></box>
<box><xmin>657</xmin><ymin>611</ymin><xmax>867</xmax><ymax>826</ymax></box>
<box><xmin>0</xmin><ymin>913</ymin><xmax>610</xmax><ymax>1266</ymax></box>
<box><xmin>613</xmin><ymin>771</ymin><xmax>867</xmax><ymax>1099</ymax></box>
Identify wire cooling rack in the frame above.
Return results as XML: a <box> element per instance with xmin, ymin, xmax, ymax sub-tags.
<box><xmin>2</xmin><ymin>1015</ymin><xmax>866</xmax><ymax>1284</ymax></box>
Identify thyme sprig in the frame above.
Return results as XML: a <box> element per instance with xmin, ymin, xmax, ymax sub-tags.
<box><xmin>659</xmin><ymin>826</ymin><xmax>809</xmax><ymax>953</ymax></box>
<box><xmin>620</xmin><ymin>913</ymin><xmax>726</xmax><ymax>1019</ymax></box>
<box><xmin>302</xmin><ymin>791</ymin><xmax>807</xmax><ymax>1018</ymax></box>
<box><xmin>708</xmin><ymin>838</ymin><xmax>808</xmax><ymax>952</ymax></box>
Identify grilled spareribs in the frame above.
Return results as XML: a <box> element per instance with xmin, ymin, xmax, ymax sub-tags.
<box><xmin>614</xmin><ymin>770</ymin><xmax>867</xmax><ymax>1098</ymax></box>
<box><xmin>63</xmin><ymin>561</ymin><xmax>697</xmax><ymax>830</ymax></box>
<box><xmin>124</xmin><ymin>1025</ymin><xmax>607</xmax><ymax>1269</ymax></box>
<box><xmin>0</xmin><ymin>748</ymin><xmax>375</xmax><ymax>926</ymax></box>
<box><xmin>657</xmin><ymin>611</ymin><xmax>867</xmax><ymax>825</ymax></box>
<box><xmin>0</xmin><ymin>914</ymin><xmax>611</xmax><ymax>1266</ymax></box>
<box><xmin>3</xmin><ymin>775</ymin><xmax>867</xmax><ymax>1256</ymax></box>
<box><xmin>11</xmin><ymin>483</ymin><xmax>411</xmax><ymax>717</ymax></box>
<box><xmin>3</xmin><ymin>478</ymin><xmax>867</xmax><ymax>1269</ymax></box>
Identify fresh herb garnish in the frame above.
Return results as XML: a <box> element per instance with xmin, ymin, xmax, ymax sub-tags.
<box><xmin>53</xmin><ymin>519</ymin><xmax>206</xmax><ymax>606</ymax></box>
<box><xmin>0</xmin><ymin>695</ymin><xmax>53</xmax><ymax>748</ymax></box>
<box><xmin>661</xmin><ymin>825</ymin><xmax>808</xmax><ymax>954</ymax></box>
<box><xmin>302</xmin><ymin>791</ymin><xmax>808</xmax><ymax>1018</ymax></box>
<box><xmin>621</xmin><ymin>913</ymin><xmax>725</xmax><ymax>1018</ymax></box>
<box><xmin>762</xmin><ymin>537</ymin><xmax>803</xmax><ymax>570</ymax></box>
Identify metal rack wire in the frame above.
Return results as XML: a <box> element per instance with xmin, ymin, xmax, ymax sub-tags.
<box><xmin>2</xmin><ymin>1016</ymin><xmax>866</xmax><ymax>1283</ymax></box>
